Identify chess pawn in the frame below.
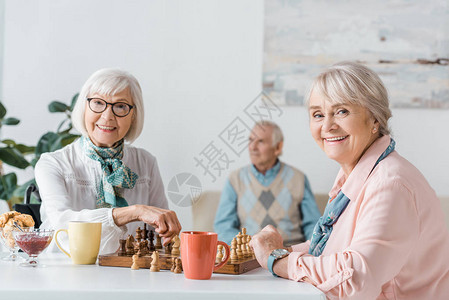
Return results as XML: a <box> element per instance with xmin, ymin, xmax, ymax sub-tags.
<box><xmin>171</xmin><ymin>235</ymin><xmax>180</xmax><ymax>257</ymax></box>
<box><xmin>216</xmin><ymin>244</ymin><xmax>224</xmax><ymax>264</ymax></box>
<box><xmin>118</xmin><ymin>239</ymin><xmax>126</xmax><ymax>256</ymax></box>
<box><xmin>242</xmin><ymin>227</ymin><xmax>247</xmax><ymax>236</ymax></box>
<box><xmin>230</xmin><ymin>238</ymin><xmax>238</xmax><ymax>264</ymax></box>
<box><xmin>170</xmin><ymin>257</ymin><xmax>176</xmax><ymax>272</ymax></box>
<box><xmin>135</xmin><ymin>226</ymin><xmax>142</xmax><ymax>242</ymax></box>
<box><xmin>246</xmin><ymin>235</ymin><xmax>254</xmax><ymax>257</ymax></box>
<box><xmin>241</xmin><ymin>235</ymin><xmax>248</xmax><ymax>258</ymax></box>
<box><xmin>174</xmin><ymin>258</ymin><xmax>182</xmax><ymax>274</ymax></box>
<box><xmin>150</xmin><ymin>251</ymin><xmax>160</xmax><ymax>272</ymax></box>
<box><xmin>142</xmin><ymin>224</ymin><xmax>148</xmax><ymax>241</ymax></box>
<box><xmin>155</xmin><ymin>234</ymin><xmax>162</xmax><ymax>250</ymax></box>
<box><xmin>126</xmin><ymin>235</ymin><xmax>135</xmax><ymax>256</ymax></box>
<box><xmin>131</xmin><ymin>254</ymin><xmax>140</xmax><ymax>270</ymax></box>
<box><xmin>236</xmin><ymin>232</ymin><xmax>243</xmax><ymax>260</ymax></box>
<box><xmin>149</xmin><ymin>230</ymin><xmax>155</xmax><ymax>251</ymax></box>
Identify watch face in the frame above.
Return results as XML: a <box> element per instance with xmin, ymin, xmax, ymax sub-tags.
<box><xmin>272</xmin><ymin>248</ymin><xmax>290</xmax><ymax>258</ymax></box>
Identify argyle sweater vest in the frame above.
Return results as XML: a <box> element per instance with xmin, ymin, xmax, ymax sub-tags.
<box><xmin>229</xmin><ymin>162</ymin><xmax>305</xmax><ymax>245</ymax></box>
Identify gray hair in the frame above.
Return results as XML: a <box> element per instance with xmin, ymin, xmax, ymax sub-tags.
<box><xmin>253</xmin><ymin>120</ymin><xmax>284</xmax><ymax>147</ymax></box>
<box><xmin>72</xmin><ymin>68</ymin><xmax>144</xmax><ymax>143</ymax></box>
<box><xmin>306</xmin><ymin>61</ymin><xmax>392</xmax><ymax>136</ymax></box>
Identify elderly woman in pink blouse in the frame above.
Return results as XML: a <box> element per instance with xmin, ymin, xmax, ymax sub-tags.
<box><xmin>250</xmin><ymin>61</ymin><xmax>449</xmax><ymax>299</ymax></box>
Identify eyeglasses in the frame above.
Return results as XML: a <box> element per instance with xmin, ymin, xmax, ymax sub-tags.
<box><xmin>86</xmin><ymin>98</ymin><xmax>134</xmax><ymax>117</ymax></box>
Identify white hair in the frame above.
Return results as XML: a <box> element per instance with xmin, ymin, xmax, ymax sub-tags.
<box><xmin>72</xmin><ymin>68</ymin><xmax>144</xmax><ymax>143</ymax></box>
<box><xmin>253</xmin><ymin>120</ymin><xmax>284</xmax><ymax>147</ymax></box>
<box><xmin>306</xmin><ymin>61</ymin><xmax>392</xmax><ymax>136</ymax></box>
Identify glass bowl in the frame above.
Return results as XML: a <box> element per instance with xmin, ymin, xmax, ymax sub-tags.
<box><xmin>13</xmin><ymin>228</ymin><xmax>54</xmax><ymax>267</ymax></box>
<box><xmin>0</xmin><ymin>226</ymin><xmax>23</xmax><ymax>261</ymax></box>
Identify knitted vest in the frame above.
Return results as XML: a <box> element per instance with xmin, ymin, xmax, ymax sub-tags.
<box><xmin>229</xmin><ymin>162</ymin><xmax>305</xmax><ymax>245</ymax></box>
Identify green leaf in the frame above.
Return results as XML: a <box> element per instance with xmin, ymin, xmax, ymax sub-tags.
<box><xmin>57</xmin><ymin>118</ymin><xmax>71</xmax><ymax>133</ymax></box>
<box><xmin>2</xmin><ymin>117</ymin><xmax>20</xmax><ymax>125</ymax></box>
<box><xmin>0</xmin><ymin>147</ymin><xmax>30</xmax><ymax>169</ymax></box>
<box><xmin>0</xmin><ymin>172</ymin><xmax>18</xmax><ymax>200</ymax></box>
<box><xmin>15</xmin><ymin>143</ymin><xmax>36</xmax><ymax>154</ymax></box>
<box><xmin>70</xmin><ymin>93</ymin><xmax>79</xmax><ymax>110</ymax></box>
<box><xmin>35</xmin><ymin>132</ymin><xmax>60</xmax><ymax>156</ymax></box>
<box><xmin>1</xmin><ymin>139</ymin><xmax>16</xmax><ymax>147</ymax></box>
<box><xmin>60</xmin><ymin>133</ymin><xmax>80</xmax><ymax>147</ymax></box>
<box><xmin>0</xmin><ymin>102</ymin><xmax>6</xmax><ymax>119</ymax></box>
<box><xmin>48</xmin><ymin>101</ymin><xmax>69</xmax><ymax>113</ymax></box>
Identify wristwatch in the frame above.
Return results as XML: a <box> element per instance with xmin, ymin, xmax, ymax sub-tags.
<box><xmin>267</xmin><ymin>248</ymin><xmax>290</xmax><ymax>277</ymax></box>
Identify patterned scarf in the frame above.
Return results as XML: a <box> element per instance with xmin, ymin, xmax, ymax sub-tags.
<box><xmin>82</xmin><ymin>136</ymin><xmax>138</xmax><ymax>208</ymax></box>
<box><xmin>309</xmin><ymin>138</ymin><xmax>396</xmax><ymax>256</ymax></box>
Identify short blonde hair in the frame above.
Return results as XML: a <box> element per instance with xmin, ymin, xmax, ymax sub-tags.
<box><xmin>307</xmin><ymin>61</ymin><xmax>392</xmax><ymax>136</ymax></box>
<box><xmin>72</xmin><ymin>68</ymin><xmax>144</xmax><ymax>143</ymax></box>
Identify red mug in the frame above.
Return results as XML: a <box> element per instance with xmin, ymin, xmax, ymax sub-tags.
<box><xmin>181</xmin><ymin>231</ymin><xmax>230</xmax><ymax>280</ymax></box>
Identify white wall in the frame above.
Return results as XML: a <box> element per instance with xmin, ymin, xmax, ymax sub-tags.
<box><xmin>1</xmin><ymin>0</ymin><xmax>448</xmax><ymax>230</ymax></box>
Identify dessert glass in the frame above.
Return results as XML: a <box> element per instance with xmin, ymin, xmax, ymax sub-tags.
<box><xmin>13</xmin><ymin>228</ymin><xmax>54</xmax><ymax>267</ymax></box>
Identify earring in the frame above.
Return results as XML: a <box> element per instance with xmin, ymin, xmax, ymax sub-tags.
<box><xmin>373</xmin><ymin>127</ymin><xmax>378</xmax><ymax>133</ymax></box>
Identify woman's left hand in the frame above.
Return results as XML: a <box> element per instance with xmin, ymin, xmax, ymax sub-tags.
<box><xmin>249</xmin><ymin>225</ymin><xmax>284</xmax><ymax>269</ymax></box>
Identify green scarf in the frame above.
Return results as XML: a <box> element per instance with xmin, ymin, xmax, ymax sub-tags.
<box><xmin>82</xmin><ymin>136</ymin><xmax>138</xmax><ymax>208</ymax></box>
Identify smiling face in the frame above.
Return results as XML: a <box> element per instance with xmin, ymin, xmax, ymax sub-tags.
<box><xmin>248</xmin><ymin>125</ymin><xmax>283</xmax><ymax>174</ymax></box>
<box><xmin>84</xmin><ymin>87</ymin><xmax>134</xmax><ymax>148</ymax></box>
<box><xmin>308</xmin><ymin>89</ymin><xmax>379</xmax><ymax>175</ymax></box>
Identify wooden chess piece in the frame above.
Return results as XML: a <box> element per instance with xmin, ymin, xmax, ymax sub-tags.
<box><xmin>140</xmin><ymin>240</ymin><xmax>148</xmax><ymax>256</ymax></box>
<box><xmin>230</xmin><ymin>237</ymin><xmax>238</xmax><ymax>263</ymax></box>
<box><xmin>126</xmin><ymin>235</ymin><xmax>135</xmax><ymax>256</ymax></box>
<box><xmin>170</xmin><ymin>257</ymin><xmax>176</xmax><ymax>272</ymax></box>
<box><xmin>149</xmin><ymin>230</ymin><xmax>155</xmax><ymax>251</ymax></box>
<box><xmin>131</xmin><ymin>254</ymin><xmax>140</xmax><ymax>270</ymax></box>
<box><xmin>174</xmin><ymin>258</ymin><xmax>182</xmax><ymax>274</ymax></box>
<box><xmin>135</xmin><ymin>226</ymin><xmax>142</xmax><ymax>242</ymax></box>
<box><xmin>246</xmin><ymin>235</ymin><xmax>254</xmax><ymax>258</ymax></box>
<box><xmin>164</xmin><ymin>244</ymin><xmax>170</xmax><ymax>254</ymax></box>
<box><xmin>241</xmin><ymin>235</ymin><xmax>248</xmax><ymax>258</ymax></box>
<box><xmin>236</xmin><ymin>232</ymin><xmax>243</xmax><ymax>260</ymax></box>
<box><xmin>155</xmin><ymin>234</ymin><xmax>162</xmax><ymax>250</ymax></box>
<box><xmin>150</xmin><ymin>251</ymin><xmax>160</xmax><ymax>272</ymax></box>
<box><xmin>118</xmin><ymin>239</ymin><xmax>126</xmax><ymax>256</ymax></box>
<box><xmin>216</xmin><ymin>244</ymin><xmax>224</xmax><ymax>264</ymax></box>
<box><xmin>171</xmin><ymin>235</ymin><xmax>180</xmax><ymax>257</ymax></box>
<box><xmin>142</xmin><ymin>224</ymin><xmax>148</xmax><ymax>241</ymax></box>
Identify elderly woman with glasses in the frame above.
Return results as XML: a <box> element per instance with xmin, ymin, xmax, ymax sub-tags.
<box><xmin>36</xmin><ymin>68</ymin><xmax>181</xmax><ymax>254</ymax></box>
<box><xmin>249</xmin><ymin>62</ymin><xmax>449</xmax><ymax>299</ymax></box>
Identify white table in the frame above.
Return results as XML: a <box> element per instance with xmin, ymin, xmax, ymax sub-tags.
<box><xmin>0</xmin><ymin>252</ymin><xmax>325</xmax><ymax>300</ymax></box>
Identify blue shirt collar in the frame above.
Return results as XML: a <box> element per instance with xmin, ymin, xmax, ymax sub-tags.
<box><xmin>250</xmin><ymin>159</ymin><xmax>281</xmax><ymax>182</ymax></box>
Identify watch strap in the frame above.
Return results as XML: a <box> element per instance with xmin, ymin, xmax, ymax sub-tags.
<box><xmin>267</xmin><ymin>253</ymin><xmax>279</xmax><ymax>277</ymax></box>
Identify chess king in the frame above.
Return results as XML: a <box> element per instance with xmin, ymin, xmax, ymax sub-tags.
<box><xmin>36</xmin><ymin>68</ymin><xmax>182</xmax><ymax>254</ymax></box>
<box><xmin>214</xmin><ymin>121</ymin><xmax>321</xmax><ymax>246</ymax></box>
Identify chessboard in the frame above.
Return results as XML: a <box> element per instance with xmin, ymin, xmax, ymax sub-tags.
<box><xmin>98</xmin><ymin>224</ymin><xmax>260</xmax><ymax>275</ymax></box>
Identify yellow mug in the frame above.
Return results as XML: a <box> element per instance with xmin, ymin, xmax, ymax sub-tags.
<box><xmin>55</xmin><ymin>221</ymin><xmax>102</xmax><ymax>264</ymax></box>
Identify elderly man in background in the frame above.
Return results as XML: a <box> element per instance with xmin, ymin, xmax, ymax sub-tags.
<box><xmin>214</xmin><ymin>121</ymin><xmax>321</xmax><ymax>245</ymax></box>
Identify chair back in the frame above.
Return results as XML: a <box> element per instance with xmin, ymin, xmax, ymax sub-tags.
<box><xmin>13</xmin><ymin>183</ymin><xmax>42</xmax><ymax>228</ymax></box>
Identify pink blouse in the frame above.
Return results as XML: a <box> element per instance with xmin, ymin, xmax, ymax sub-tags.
<box><xmin>288</xmin><ymin>135</ymin><xmax>449</xmax><ymax>299</ymax></box>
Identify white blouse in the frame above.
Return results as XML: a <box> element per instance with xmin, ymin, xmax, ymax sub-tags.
<box><xmin>35</xmin><ymin>138</ymin><xmax>168</xmax><ymax>255</ymax></box>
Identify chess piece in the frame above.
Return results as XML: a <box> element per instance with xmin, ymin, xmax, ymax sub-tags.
<box><xmin>142</xmin><ymin>224</ymin><xmax>148</xmax><ymax>241</ymax></box>
<box><xmin>164</xmin><ymin>244</ymin><xmax>170</xmax><ymax>254</ymax></box>
<box><xmin>216</xmin><ymin>244</ymin><xmax>224</xmax><ymax>264</ymax></box>
<box><xmin>230</xmin><ymin>238</ymin><xmax>238</xmax><ymax>263</ymax></box>
<box><xmin>236</xmin><ymin>232</ymin><xmax>243</xmax><ymax>260</ymax></box>
<box><xmin>155</xmin><ymin>234</ymin><xmax>162</xmax><ymax>250</ymax></box>
<box><xmin>171</xmin><ymin>235</ymin><xmax>180</xmax><ymax>257</ymax></box>
<box><xmin>140</xmin><ymin>240</ymin><xmax>149</xmax><ymax>256</ymax></box>
<box><xmin>170</xmin><ymin>257</ymin><xmax>176</xmax><ymax>272</ymax></box>
<box><xmin>150</xmin><ymin>251</ymin><xmax>160</xmax><ymax>272</ymax></box>
<box><xmin>149</xmin><ymin>230</ymin><xmax>155</xmax><ymax>251</ymax></box>
<box><xmin>174</xmin><ymin>258</ymin><xmax>182</xmax><ymax>274</ymax></box>
<box><xmin>126</xmin><ymin>235</ymin><xmax>135</xmax><ymax>256</ymax></box>
<box><xmin>131</xmin><ymin>254</ymin><xmax>140</xmax><ymax>270</ymax></box>
<box><xmin>118</xmin><ymin>239</ymin><xmax>126</xmax><ymax>256</ymax></box>
<box><xmin>135</xmin><ymin>226</ymin><xmax>142</xmax><ymax>242</ymax></box>
<box><xmin>246</xmin><ymin>235</ymin><xmax>254</xmax><ymax>257</ymax></box>
<box><xmin>241</xmin><ymin>235</ymin><xmax>248</xmax><ymax>258</ymax></box>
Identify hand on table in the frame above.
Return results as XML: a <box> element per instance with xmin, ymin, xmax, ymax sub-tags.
<box><xmin>249</xmin><ymin>225</ymin><xmax>284</xmax><ymax>270</ymax></box>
